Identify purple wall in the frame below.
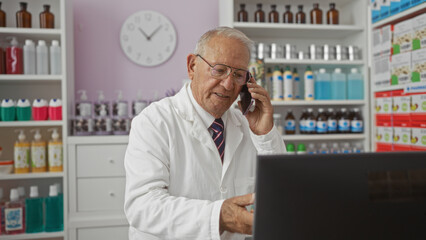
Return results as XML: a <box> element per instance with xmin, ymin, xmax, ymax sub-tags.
<box><xmin>73</xmin><ymin>0</ymin><xmax>219</xmax><ymax>102</ymax></box>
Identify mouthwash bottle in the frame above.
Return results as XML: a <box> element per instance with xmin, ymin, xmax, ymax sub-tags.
<box><xmin>347</xmin><ymin>68</ymin><xmax>363</xmax><ymax>100</ymax></box>
<box><xmin>45</xmin><ymin>185</ymin><xmax>63</xmax><ymax>232</ymax></box>
<box><xmin>25</xmin><ymin>186</ymin><xmax>43</xmax><ymax>233</ymax></box>
<box><xmin>5</xmin><ymin>189</ymin><xmax>25</xmax><ymax>234</ymax></box>
<box><xmin>331</xmin><ymin>68</ymin><xmax>347</xmax><ymax>100</ymax></box>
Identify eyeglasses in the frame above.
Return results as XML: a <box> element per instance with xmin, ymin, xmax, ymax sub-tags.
<box><xmin>196</xmin><ymin>54</ymin><xmax>251</xmax><ymax>86</ymax></box>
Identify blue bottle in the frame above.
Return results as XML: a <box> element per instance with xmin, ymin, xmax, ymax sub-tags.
<box><xmin>315</xmin><ymin>68</ymin><xmax>331</xmax><ymax>100</ymax></box>
<box><xmin>347</xmin><ymin>68</ymin><xmax>364</xmax><ymax>100</ymax></box>
<box><xmin>25</xmin><ymin>186</ymin><xmax>43</xmax><ymax>233</ymax></box>
<box><xmin>45</xmin><ymin>185</ymin><xmax>63</xmax><ymax>232</ymax></box>
<box><xmin>331</xmin><ymin>68</ymin><xmax>347</xmax><ymax>100</ymax></box>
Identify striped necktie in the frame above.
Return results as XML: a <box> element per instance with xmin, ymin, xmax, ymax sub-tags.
<box><xmin>210</xmin><ymin>118</ymin><xmax>225</xmax><ymax>163</ymax></box>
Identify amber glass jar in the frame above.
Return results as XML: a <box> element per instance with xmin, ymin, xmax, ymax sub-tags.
<box><xmin>0</xmin><ymin>2</ymin><xmax>6</xmax><ymax>27</ymax></box>
<box><xmin>269</xmin><ymin>4</ymin><xmax>279</xmax><ymax>23</ymax></box>
<box><xmin>237</xmin><ymin>4</ymin><xmax>248</xmax><ymax>22</ymax></box>
<box><xmin>40</xmin><ymin>4</ymin><xmax>54</xmax><ymax>28</ymax></box>
<box><xmin>327</xmin><ymin>3</ymin><xmax>339</xmax><ymax>25</ymax></box>
<box><xmin>254</xmin><ymin>3</ymin><xmax>265</xmax><ymax>22</ymax></box>
<box><xmin>283</xmin><ymin>5</ymin><xmax>293</xmax><ymax>23</ymax></box>
<box><xmin>16</xmin><ymin>2</ymin><xmax>31</xmax><ymax>28</ymax></box>
<box><xmin>296</xmin><ymin>5</ymin><xmax>306</xmax><ymax>24</ymax></box>
<box><xmin>310</xmin><ymin>3</ymin><xmax>322</xmax><ymax>24</ymax></box>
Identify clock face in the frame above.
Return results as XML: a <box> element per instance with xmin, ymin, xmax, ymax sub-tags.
<box><xmin>120</xmin><ymin>10</ymin><xmax>177</xmax><ymax>67</ymax></box>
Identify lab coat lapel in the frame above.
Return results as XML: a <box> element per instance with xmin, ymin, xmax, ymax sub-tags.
<box><xmin>222</xmin><ymin>112</ymin><xmax>243</xmax><ymax>179</ymax></box>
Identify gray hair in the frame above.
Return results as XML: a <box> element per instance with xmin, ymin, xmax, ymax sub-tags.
<box><xmin>194</xmin><ymin>26</ymin><xmax>254</xmax><ymax>58</ymax></box>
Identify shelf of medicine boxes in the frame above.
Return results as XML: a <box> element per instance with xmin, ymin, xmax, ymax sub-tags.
<box><xmin>0</xmin><ymin>120</ymin><xmax>64</xmax><ymax>127</ymax></box>
<box><xmin>264</xmin><ymin>58</ymin><xmax>364</xmax><ymax>66</ymax></box>
<box><xmin>232</xmin><ymin>22</ymin><xmax>364</xmax><ymax>39</ymax></box>
<box><xmin>0</xmin><ymin>172</ymin><xmax>64</xmax><ymax>181</ymax></box>
<box><xmin>371</xmin><ymin>3</ymin><xmax>426</xmax><ymax>29</ymax></box>
<box><xmin>0</xmin><ymin>231</ymin><xmax>65</xmax><ymax>240</ymax></box>
<box><xmin>0</xmin><ymin>75</ymin><xmax>63</xmax><ymax>82</ymax></box>
<box><xmin>271</xmin><ymin>100</ymin><xmax>366</xmax><ymax>106</ymax></box>
<box><xmin>282</xmin><ymin>133</ymin><xmax>366</xmax><ymax>141</ymax></box>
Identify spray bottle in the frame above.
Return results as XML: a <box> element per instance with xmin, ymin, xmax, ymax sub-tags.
<box><xmin>30</xmin><ymin>129</ymin><xmax>47</xmax><ymax>172</ymax></box>
<box><xmin>132</xmin><ymin>90</ymin><xmax>148</xmax><ymax>117</ymax></box>
<box><xmin>47</xmin><ymin>128</ymin><xmax>62</xmax><ymax>172</ymax></box>
<box><xmin>94</xmin><ymin>90</ymin><xmax>110</xmax><ymax>117</ymax></box>
<box><xmin>14</xmin><ymin>130</ymin><xmax>30</xmax><ymax>173</ymax></box>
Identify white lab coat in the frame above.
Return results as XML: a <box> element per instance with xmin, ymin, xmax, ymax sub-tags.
<box><xmin>124</xmin><ymin>83</ymin><xmax>286</xmax><ymax>240</ymax></box>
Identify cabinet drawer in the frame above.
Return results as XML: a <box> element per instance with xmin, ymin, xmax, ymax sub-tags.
<box><xmin>76</xmin><ymin>144</ymin><xmax>127</xmax><ymax>177</ymax></box>
<box><xmin>78</xmin><ymin>225</ymin><xmax>128</xmax><ymax>240</ymax></box>
<box><xmin>77</xmin><ymin>178</ymin><xmax>125</xmax><ymax>212</ymax></box>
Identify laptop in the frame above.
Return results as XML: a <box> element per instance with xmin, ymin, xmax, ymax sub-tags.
<box><xmin>253</xmin><ymin>152</ymin><xmax>426</xmax><ymax>240</ymax></box>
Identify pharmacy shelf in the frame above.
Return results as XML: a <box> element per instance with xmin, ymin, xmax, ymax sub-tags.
<box><xmin>372</xmin><ymin>82</ymin><xmax>426</xmax><ymax>93</ymax></box>
<box><xmin>264</xmin><ymin>58</ymin><xmax>364</xmax><ymax>65</ymax></box>
<box><xmin>282</xmin><ymin>134</ymin><xmax>366</xmax><ymax>141</ymax></box>
<box><xmin>0</xmin><ymin>120</ymin><xmax>64</xmax><ymax>127</ymax></box>
<box><xmin>233</xmin><ymin>22</ymin><xmax>364</xmax><ymax>38</ymax></box>
<box><xmin>0</xmin><ymin>172</ymin><xmax>64</xmax><ymax>180</ymax></box>
<box><xmin>372</xmin><ymin>3</ymin><xmax>426</xmax><ymax>29</ymax></box>
<box><xmin>0</xmin><ymin>75</ymin><xmax>63</xmax><ymax>82</ymax></box>
<box><xmin>67</xmin><ymin>135</ymin><xmax>129</xmax><ymax>144</ymax></box>
<box><xmin>0</xmin><ymin>231</ymin><xmax>64</xmax><ymax>240</ymax></box>
<box><xmin>272</xmin><ymin>100</ymin><xmax>366</xmax><ymax>106</ymax></box>
<box><xmin>0</xmin><ymin>27</ymin><xmax>61</xmax><ymax>39</ymax></box>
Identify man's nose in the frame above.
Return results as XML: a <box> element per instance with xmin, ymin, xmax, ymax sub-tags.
<box><xmin>221</xmin><ymin>73</ymin><xmax>234</xmax><ymax>90</ymax></box>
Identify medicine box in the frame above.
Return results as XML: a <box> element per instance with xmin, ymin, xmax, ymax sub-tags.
<box><xmin>411</xmin><ymin>123</ymin><xmax>426</xmax><ymax>150</ymax></box>
<box><xmin>392</xmin><ymin>93</ymin><xmax>411</xmax><ymax>122</ymax></box>
<box><xmin>375</xmin><ymin>91</ymin><xmax>393</xmax><ymax>122</ymax></box>
<box><xmin>393</xmin><ymin>19</ymin><xmax>413</xmax><ymax>54</ymax></box>
<box><xmin>411</xmin><ymin>48</ymin><xmax>426</xmax><ymax>82</ymax></box>
<box><xmin>410</xmin><ymin>93</ymin><xmax>426</xmax><ymax>122</ymax></box>
<box><xmin>382</xmin><ymin>25</ymin><xmax>392</xmax><ymax>56</ymax></box>
<box><xmin>372</xmin><ymin>0</ymin><xmax>381</xmax><ymax>23</ymax></box>
<box><xmin>412</xmin><ymin>13</ymin><xmax>426</xmax><ymax>51</ymax></box>
<box><xmin>372</xmin><ymin>28</ymin><xmax>382</xmax><ymax>57</ymax></box>
<box><xmin>399</xmin><ymin>0</ymin><xmax>411</xmax><ymax>11</ymax></box>
<box><xmin>380</xmin><ymin>0</ymin><xmax>391</xmax><ymax>19</ymax></box>
<box><xmin>374</xmin><ymin>55</ymin><xmax>392</xmax><ymax>87</ymax></box>
<box><xmin>393</xmin><ymin>124</ymin><xmax>411</xmax><ymax>147</ymax></box>
<box><xmin>376</xmin><ymin>125</ymin><xmax>394</xmax><ymax>144</ymax></box>
<box><xmin>390</xmin><ymin>0</ymin><xmax>400</xmax><ymax>16</ymax></box>
<box><xmin>391</xmin><ymin>52</ymin><xmax>411</xmax><ymax>85</ymax></box>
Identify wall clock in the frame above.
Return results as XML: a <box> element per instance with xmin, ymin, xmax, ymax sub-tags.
<box><xmin>120</xmin><ymin>10</ymin><xmax>177</xmax><ymax>67</ymax></box>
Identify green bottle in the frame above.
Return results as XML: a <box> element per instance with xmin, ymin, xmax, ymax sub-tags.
<box><xmin>25</xmin><ymin>186</ymin><xmax>44</xmax><ymax>233</ymax></box>
<box><xmin>286</xmin><ymin>143</ymin><xmax>295</xmax><ymax>154</ymax></box>
<box><xmin>45</xmin><ymin>185</ymin><xmax>63</xmax><ymax>232</ymax></box>
<box><xmin>297</xmin><ymin>144</ymin><xmax>307</xmax><ymax>154</ymax></box>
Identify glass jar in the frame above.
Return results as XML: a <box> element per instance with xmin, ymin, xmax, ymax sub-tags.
<box><xmin>237</xmin><ymin>4</ymin><xmax>248</xmax><ymax>22</ymax></box>
<box><xmin>40</xmin><ymin>4</ymin><xmax>54</xmax><ymax>28</ymax></box>
<box><xmin>310</xmin><ymin>3</ymin><xmax>322</xmax><ymax>24</ymax></box>
<box><xmin>16</xmin><ymin>2</ymin><xmax>32</xmax><ymax>28</ymax></box>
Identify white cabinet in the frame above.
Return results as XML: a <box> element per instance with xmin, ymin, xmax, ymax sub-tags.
<box><xmin>77</xmin><ymin>226</ymin><xmax>128</xmax><ymax>240</ymax></box>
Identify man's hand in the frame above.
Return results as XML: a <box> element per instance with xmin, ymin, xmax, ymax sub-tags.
<box><xmin>219</xmin><ymin>193</ymin><xmax>255</xmax><ymax>235</ymax></box>
<box><xmin>239</xmin><ymin>77</ymin><xmax>274</xmax><ymax>135</ymax></box>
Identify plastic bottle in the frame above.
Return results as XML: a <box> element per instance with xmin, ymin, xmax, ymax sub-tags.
<box><xmin>4</xmin><ymin>189</ymin><xmax>25</xmax><ymax>234</ymax></box>
<box><xmin>327</xmin><ymin>3</ymin><xmax>339</xmax><ymax>25</ymax></box>
<box><xmin>283</xmin><ymin>5</ymin><xmax>293</xmax><ymax>23</ymax></box>
<box><xmin>350</xmin><ymin>108</ymin><xmax>364</xmax><ymax>133</ymax></box>
<box><xmin>254</xmin><ymin>4</ymin><xmax>265</xmax><ymax>22</ymax></box>
<box><xmin>132</xmin><ymin>90</ymin><xmax>148</xmax><ymax>117</ymax></box>
<box><xmin>94</xmin><ymin>104</ymin><xmax>112</xmax><ymax>135</ymax></box>
<box><xmin>268</xmin><ymin>4</ymin><xmax>279</xmax><ymax>23</ymax></box>
<box><xmin>347</xmin><ymin>68</ymin><xmax>364</xmax><ymax>100</ymax></box>
<box><xmin>36</xmin><ymin>40</ymin><xmax>48</xmax><ymax>75</ymax></box>
<box><xmin>113</xmin><ymin>90</ymin><xmax>129</xmax><ymax>118</ymax></box>
<box><xmin>304</xmin><ymin>66</ymin><xmax>314</xmax><ymax>100</ymax></box>
<box><xmin>54</xmin><ymin>183</ymin><xmax>63</xmax><ymax>226</ymax></box>
<box><xmin>237</xmin><ymin>4</ymin><xmax>248</xmax><ymax>22</ymax></box>
<box><xmin>331</xmin><ymin>68</ymin><xmax>347</xmax><ymax>100</ymax></box>
<box><xmin>48</xmin><ymin>98</ymin><xmax>62</xmax><ymax>120</ymax></box>
<box><xmin>273</xmin><ymin>113</ymin><xmax>283</xmax><ymax>135</ymax></box>
<box><xmin>296</xmin><ymin>5</ymin><xmax>306</xmax><ymax>24</ymax></box>
<box><xmin>94</xmin><ymin>90</ymin><xmax>110</xmax><ymax>117</ymax></box>
<box><xmin>310</xmin><ymin>3</ymin><xmax>323</xmax><ymax>24</ymax></box>
<box><xmin>25</xmin><ymin>186</ymin><xmax>43</xmax><ymax>233</ymax></box>
<box><xmin>307</xmin><ymin>143</ymin><xmax>317</xmax><ymax>154</ymax></box>
<box><xmin>75</xmin><ymin>90</ymin><xmax>92</xmax><ymax>117</ymax></box>
<box><xmin>14</xmin><ymin>130</ymin><xmax>30</xmax><ymax>174</ymax></box>
<box><xmin>39</xmin><ymin>4</ymin><xmax>54</xmax><ymax>29</ymax></box>
<box><xmin>17</xmin><ymin>187</ymin><xmax>25</xmax><ymax>200</ymax></box>
<box><xmin>49</xmin><ymin>40</ymin><xmax>61</xmax><ymax>75</ymax></box>
<box><xmin>315</xmin><ymin>68</ymin><xmax>331</xmax><ymax>100</ymax></box>
<box><xmin>32</xmin><ymin>99</ymin><xmax>48</xmax><ymax>120</ymax></box>
<box><xmin>337</xmin><ymin>108</ymin><xmax>350</xmax><ymax>133</ymax></box>
<box><xmin>341</xmin><ymin>142</ymin><xmax>352</xmax><ymax>153</ymax></box>
<box><xmin>286</xmin><ymin>144</ymin><xmax>296</xmax><ymax>154</ymax></box>
<box><xmin>47</xmin><ymin>128</ymin><xmax>63</xmax><ymax>172</ymax></box>
<box><xmin>327</xmin><ymin>108</ymin><xmax>337</xmax><ymax>134</ymax></box>
<box><xmin>316</xmin><ymin>108</ymin><xmax>328</xmax><ymax>134</ymax></box>
<box><xmin>318</xmin><ymin>143</ymin><xmax>329</xmax><ymax>154</ymax></box>
<box><xmin>297</xmin><ymin>144</ymin><xmax>307</xmax><ymax>154</ymax></box>
<box><xmin>330</xmin><ymin>142</ymin><xmax>340</xmax><ymax>154</ymax></box>
<box><xmin>23</xmin><ymin>39</ymin><xmax>36</xmax><ymax>74</ymax></box>
<box><xmin>299</xmin><ymin>109</ymin><xmax>307</xmax><ymax>134</ymax></box>
<box><xmin>0</xmin><ymin>187</ymin><xmax>5</xmax><ymax>234</ymax></box>
<box><xmin>112</xmin><ymin>91</ymin><xmax>130</xmax><ymax>135</ymax></box>
<box><xmin>305</xmin><ymin>108</ymin><xmax>316</xmax><ymax>134</ymax></box>
<box><xmin>44</xmin><ymin>185</ymin><xmax>63</xmax><ymax>232</ymax></box>
<box><xmin>292</xmin><ymin>68</ymin><xmax>301</xmax><ymax>99</ymax></box>
<box><xmin>6</xmin><ymin>37</ymin><xmax>23</xmax><ymax>74</ymax></box>
<box><xmin>283</xmin><ymin>66</ymin><xmax>293</xmax><ymax>101</ymax></box>
<box><xmin>272</xmin><ymin>66</ymin><xmax>283</xmax><ymax>100</ymax></box>
<box><xmin>284</xmin><ymin>110</ymin><xmax>296</xmax><ymax>135</ymax></box>
<box><xmin>16</xmin><ymin>2</ymin><xmax>31</xmax><ymax>28</ymax></box>
<box><xmin>266</xmin><ymin>68</ymin><xmax>273</xmax><ymax>96</ymax></box>
<box><xmin>30</xmin><ymin>129</ymin><xmax>47</xmax><ymax>172</ymax></box>
<box><xmin>0</xmin><ymin>2</ymin><xmax>5</xmax><ymax>27</ymax></box>
<box><xmin>1</xmin><ymin>99</ymin><xmax>16</xmax><ymax>121</ymax></box>
<box><xmin>352</xmin><ymin>142</ymin><xmax>364</xmax><ymax>153</ymax></box>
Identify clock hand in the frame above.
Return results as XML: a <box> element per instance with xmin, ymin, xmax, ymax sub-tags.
<box><xmin>148</xmin><ymin>25</ymin><xmax>163</xmax><ymax>39</ymax></box>
<box><xmin>138</xmin><ymin>27</ymin><xmax>151</xmax><ymax>40</ymax></box>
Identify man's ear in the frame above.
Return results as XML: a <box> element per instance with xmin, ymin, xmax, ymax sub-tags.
<box><xmin>187</xmin><ymin>54</ymin><xmax>197</xmax><ymax>80</ymax></box>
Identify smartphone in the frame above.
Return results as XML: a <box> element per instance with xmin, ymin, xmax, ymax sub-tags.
<box><xmin>239</xmin><ymin>73</ymin><xmax>255</xmax><ymax>115</ymax></box>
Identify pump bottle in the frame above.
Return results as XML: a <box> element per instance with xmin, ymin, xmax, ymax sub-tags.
<box><xmin>4</xmin><ymin>189</ymin><xmax>25</xmax><ymax>234</ymax></box>
<box><xmin>14</xmin><ymin>130</ymin><xmax>30</xmax><ymax>173</ymax></box>
<box><xmin>94</xmin><ymin>104</ymin><xmax>112</xmax><ymax>135</ymax></box>
<box><xmin>113</xmin><ymin>90</ymin><xmax>128</xmax><ymax>118</ymax></box>
<box><xmin>75</xmin><ymin>90</ymin><xmax>92</xmax><ymax>117</ymax></box>
<box><xmin>30</xmin><ymin>129</ymin><xmax>47</xmax><ymax>172</ymax></box>
<box><xmin>94</xmin><ymin>90</ymin><xmax>110</xmax><ymax>117</ymax></box>
<box><xmin>45</xmin><ymin>185</ymin><xmax>63</xmax><ymax>232</ymax></box>
<box><xmin>47</xmin><ymin>128</ymin><xmax>63</xmax><ymax>172</ymax></box>
<box><xmin>132</xmin><ymin>90</ymin><xmax>148</xmax><ymax>117</ymax></box>
<box><xmin>25</xmin><ymin>186</ymin><xmax>43</xmax><ymax>233</ymax></box>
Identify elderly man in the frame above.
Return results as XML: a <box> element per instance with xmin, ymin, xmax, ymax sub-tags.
<box><xmin>124</xmin><ymin>26</ymin><xmax>286</xmax><ymax>240</ymax></box>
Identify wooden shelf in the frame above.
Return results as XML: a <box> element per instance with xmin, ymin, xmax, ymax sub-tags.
<box><xmin>264</xmin><ymin>58</ymin><xmax>364</xmax><ymax>66</ymax></box>
<box><xmin>0</xmin><ymin>120</ymin><xmax>64</xmax><ymax>127</ymax></box>
<box><xmin>272</xmin><ymin>100</ymin><xmax>366</xmax><ymax>106</ymax></box>
<box><xmin>0</xmin><ymin>231</ymin><xmax>64</xmax><ymax>240</ymax></box>
<box><xmin>282</xmin><ymin>134</ymin><xmax>366</xmax><ymax>141</ymax></box>
<box><xmin>0</xmin><ymin>172</ymin><xmax>64</xmax><ymax>180</ymax></box>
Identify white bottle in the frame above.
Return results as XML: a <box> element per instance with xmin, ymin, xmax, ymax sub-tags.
<box><xmin>23</xmin><ymin>39</ymin><xmax>36</xmax><ymax>74</ymax></box>
<box><xmin>353</xmin><ymin>142</ymin><xmax>364</xmax><ymax>153</ymax></box>
<box><xmin>318</xmin><ymin>143</ymin><xmax>329</xmax><ymax>154</ymax></box>
<box><xmin>17</xmin><ymin>186</ymin><xmax>26</xmax><ymax>199</ymax></box>
<box><xmin>50</xmin><ymin>40</ymin><xmax>61</xmax><ymax>75</ymax></box>
<box><xmin>36</xmin><ymin>40</ymin><xmax>49</xmax><ymax>75</ymax></box>
<box><xmin>330</xmin><ymin>142</ymin><xmax>340</xmax><ymax>154</ymax></box>
<box><xmin>307</xmin><ymin>143</ymin><xmax>317</xmax><ymax>154</ymax></box>
<box><xmin>341</xmin><ymin>142</ymin><xmax>352</xmax><ymax>154</ymax></box>
<box><xmin>304</xmin><ymin>66</ymin><xmax>314</xmax><ymax>100</ymax></box>
<box><xmin>283</xmin><ymin>66</ymin><xmax>293</xmax><ymax>101</ymax></box>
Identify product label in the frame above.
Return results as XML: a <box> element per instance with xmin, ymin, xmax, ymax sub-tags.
<box><xmin>304</xmin><ymin>74</ymin><xmax>314</xmax><ymax>99</ymax></box>
<box><xmin>31</xmin><ymin>146</ymin><xmax>46</xmax><ymax>169</ymax></box>
<box><xmin>285</xmin><ymin>120</ymin><xmax>296</xmax><ymax>131</ymax></box>
<box><xmin>338</xmin><ymin>120</ymin><xmax>350</xmax><ymax>131</ymax></box>
<box><xmin>300</xmin><ymin>119</ymin><xmax>306</xmax><ymax>132</ymax></box>
<box><xmin>316</xmin><ymin>121</ymin><xmax>328</xmax><ymax>133</ymax></box>
<box><xmin>273</xmin><ymin>75</ymin><xmax>283</xmax><ymax>100</ymax></box>
<box><xmin>327</xmin><ymin>119</ymin><xmax>337</xmax><ymax>132</ymax></box>
<box><xmin>48</xmin><ymin>144</ymin><xmax>63</xmax><ymax>168</ymax></box>
<box><xmin>5</xmin><ymin>208</ymin><xmax>23</xmax><ymax>231</ymax></box>
<box><xmin>294</xmin><ymin>76</ymin><xmax>300</xmax><ymax>99</ymax></box>
<box><xmin>14</xmin><ymin>146</ymin><xmax>30</xmax><ymax>169</ymax></box>
<box><xmin>351</xmin><ymin>120</ymin><xmax>364</xmax><ymax>133</ymax></box>
<box><xmin>305</xmin><ymin>120</ymin><xmax>316</xmax><ymax>132</ymax></box>
<box><xmin>393</xmin><ymin>19</ymin><xmax>412</xmax><ymax>54</ymax></box>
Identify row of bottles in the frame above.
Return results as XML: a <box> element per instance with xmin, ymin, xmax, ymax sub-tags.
<box><xmin>0</xmin><ymin>184</ymin><xmax>63</xmax><ymax>235</ymax></box>
<box><xmin>0</xmin><ymin>98</ymin><xmax>62</xmax><ymax>121</ymax></box>
<box><xmin>0</xmin><ymin>38</ymin><xmax>61</xmax><ymax>75</ymax></box>
<box><xmin>237</xmin><ymin>3</ymin><xmax>339</xmax><ymax>25</ymax></box>
<box><xmin>286</xmin><ymin>142</ymin><xmax>364</xmax><ymax>154</ymax></box>
<box><xmin>0</xmin><ymin>2</ymin><xmax>54</xmax><ymax>28</ymax></box>
<box><xmin>13</xmin><ymin>129</ymin><xmax>63</xmax><ymax>173</ymax></box>
<box><xmin>274</xmin><ymin>107</ymin><xmax>364</xmax><ymax>135</ymax></box>
<box><xmin>268</xmin><ymin>66</ymin><xmax>363</xmax><ymax>101</ymax></box>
